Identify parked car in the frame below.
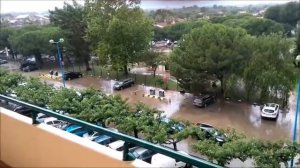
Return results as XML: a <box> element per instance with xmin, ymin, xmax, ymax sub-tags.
<box><xmin>193</xmin><ymin>94</ymin><xmax>215</xmax><ymax>107</ymax></box>
<box><xmin>160</xmin><ymin>117</ymin><xmax>185</xmax><ymax>134</ymax></box>
<box><xmin>20</xmin><ymin>62</ymin><xmax>39</xmax><ymax>72</ymax></box>
<box><xmin>43</xmin><ymin>117</ymin><xmax>66</xmax><ymax>129</ymax></box>
<box><xmin>63</xmin><ymin>71</ymin><xmax>82</xmax><ymax>80</ymax></box>
<box><xmin>64</xmin><ymin>124</ymin><xmax>83</xmax><ymax>133</ymax></box>
<box><xmin>93</xmin><ymin>135</ymin><xmax>116</xmax><ymax>146</ymax></box>
<box><xmin>0</xmin><ymin>59</ymin><xmax>8</xmax><ymax>64</ymax></box>
<box><xmin>108</xmin><ymin>140</ymin><xmax>136</xmax><ymax>151</ymax></box>
<box><xmin>36</xmin><ymin>113</ymin><xmax>49</xmax><ymax>123</ymax></box>
<box><xmin>13</xmin><ymin>106</ymin><xmax>32</xmax><ymax>117</ymax></box>
<box><xmin>113</xmin><ymin>78</ymin><xmax>135</xmax><ymax>90</ymax></box>
<box><xmin>151</xmin><ymin>152</ymin><xmax>191</xmax><ymax>168</ymax></box>
<box><xmin>261</xmin><ymin>103</ymin><xmax>279</xmax><ymax>119</ymax></box>
<box><xmin>196</xmin><ymin>123</ymin><xmax>227</xmax><ymax>144</ymax></box>
<box><xmin>83</xmin><ymin>131</ymin><xmax>101</xmax><ymax>141</ymax></box>
<box><xmin>128</xmin><ymin>147</ymin><xmax>156</xmax><ymax>163</ymax></box>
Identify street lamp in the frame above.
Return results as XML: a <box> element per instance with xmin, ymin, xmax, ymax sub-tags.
<box><xmin>49</xmin><ymin>38</ymin><xmax>65</xmax><ymax>88</ymax></box>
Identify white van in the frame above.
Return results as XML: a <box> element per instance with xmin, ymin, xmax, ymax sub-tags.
<box><xmin>151</xmin><ymin>153</ymin><xmax>188</xmax><ymax>168</ymax></box>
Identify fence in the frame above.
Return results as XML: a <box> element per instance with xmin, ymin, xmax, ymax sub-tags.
<box><xmin>64</xmin><ymin>62</ymin><xmax>180</xmax><ymax>91</ymax></box>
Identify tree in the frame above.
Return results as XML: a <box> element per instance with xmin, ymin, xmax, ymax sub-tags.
<box><xmin>243</xmin><ymin>34</ymin><xmax>296</xmax><ymax>104</ymax></box>
<box><xmin>222</xmin><ymin>16</ymin><xmax>285</xmax><ymax>36</ymax></box>
<box><xmin>0</xmin><ymin>70</ymin><xmax>24</xmax><ymax>94</ymax></box>
<box><xmin>113</xmin><ymin>103</ymin><xmax>160</xmax><ymax>138</ymax></box>
<box><xmin>49</xmin><ymin>0</ymin><xmax>91</xmax><ymax>71</ymax></box>
<box><xmin>75</xmin><ymin>89</ymin><xmax>129</xmax><ymax>127</ymax></box>
<box><xmin>93</xmin><ymin>6</ymin><xmax>153</xmax><ymax>75</ymax></box>
<box><xmin>264</xmin><ymin>2</ymin><xmax>300</xmax><ymax>26</ymax></box>
<box><xmin>0</xmin><ymin>28</ymin><xmax>14</xmax><ymax>50</ymax></box>
<box><xmin>14</xmin><ymin>78</ymin><xmax>55</xmax><ymax>107</ymax></box>
<box><xmin>139</xmin><ymin>50</ymin><xmax>167</xmax><ymax>77</ymax></box>
<box><xmin>170</xmin><ymin>24</ymin><xmax>248</xmax><ymax>96</ymax></box>
<box><xmin>49</xmin><ymin>87</ymin><xmax>82</xmax><ymax>114</ymax></box>
<box><xmin>8</xmin><ymin>26</ymin><xmax>61</xmax><ymax>66</ymax></box>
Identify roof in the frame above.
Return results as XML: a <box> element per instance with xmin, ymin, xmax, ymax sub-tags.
<box><xmin>134</xmin><ymin>147</ymin><xmax>148</xmax><ymax>155</ymax></box>
<box><xmin>94</xmin><ymin>135</ymin><xmax>111</xmax><ymax>142</ymax></box>
<box><xmin>16</xmin><ymin>14</ymin><xmax>29</xmax><ymax>19</ymax></box>
<box><xmin>264</xmin><ymin>103</ymin><xmax>279</xmax><ymax>110</ymax></box>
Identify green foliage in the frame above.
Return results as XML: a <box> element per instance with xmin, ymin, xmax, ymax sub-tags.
<box><xmin>93</xmin><ymin>6</ymin><xmax>153</xmax><ymax>74</ymax></box>
<box><xmin>8</xmin><ymin>26</ymin><xmax>62</xmax><ymax>65</ymax></box>
<box><xmin>170</xmin><ymin>23</ymin><xmax>248</xmax><ymax>95</ymax></box>
<box><xmin>0</xmin><ymin>28</ymin><xmax>15</xmax><ymax>49</ymax></box>
<box><xmin>243</xmin><ymin>34</ymin><xmax>296</xmax><ymax>103</ymax></box>
<box><xmin>222</xmin><ymin>16</ymin><xmax>285</xmax><ymax>36</ymax></box>
<box><xmin>48</xmin><ymin>87</ymin><xmax>82</xmax><ymax>114</ymax></box>
<box><xmin>264</xmin><ymin>1</ymin><xmax>300</xmax><ymax>26</ymax></box>
<box><xmin>0</xmin><ymin>70</ymin><xmax>24</xmax><ymax>94</ymax></box>
<box><xmin>14</xmin><ymin>78</ymin><xmax>54</xmax><ymax>107</ymax></box>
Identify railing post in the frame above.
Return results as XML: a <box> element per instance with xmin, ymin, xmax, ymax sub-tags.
<box><xmin>32</xmin><ymin>111</ymin><xmax>38</xmax><ymax>125</ymax></box>
<box><xmin>123</xmin><ymin>142</ymin><xmax>129</xmax><ymax>161</ymax></box>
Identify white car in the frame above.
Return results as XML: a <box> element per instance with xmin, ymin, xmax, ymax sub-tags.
<box><xmin>261</xmin><ymin>103</ymin><xmax>279</xmax><ymax>119</ymax></box>
<box><xmin>44</xmin><ymin>117</ymin><xmax>66</xmax><ymax>128</ymax></box>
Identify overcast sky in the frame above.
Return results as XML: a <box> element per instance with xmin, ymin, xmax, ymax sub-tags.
<box><xmin>0</xmin><ymin>0</ymin><xmax>295</xmax><ymax>14</ymax></box>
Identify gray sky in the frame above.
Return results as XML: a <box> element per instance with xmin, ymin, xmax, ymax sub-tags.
<box><xmin>0</xmin><ymin>0</ymin><xmax>295</xmax><ymax>14</ymax></box>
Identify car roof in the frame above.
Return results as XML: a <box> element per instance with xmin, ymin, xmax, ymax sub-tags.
<box><xmin>133</xmin><ymin>147</ymin><xmax>148</xmax><ymax>154</ymax></box>
<box><xmin>94</xmin><ymin>135</ymin><xmax>112</xmax><ymax>142</ymax></box>
<box><xmin>44</xmin><ymin>117</ymin><xmax>58</xmax><ymax>123</ymax></box>
<box><xmin>108</xmin><ymin>140</ymin><xmax>125</xmax><ymax>149</ymax></box>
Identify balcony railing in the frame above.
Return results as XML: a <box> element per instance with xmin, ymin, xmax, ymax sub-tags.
<box><xmin>0</xmin><ymin>94</ymin><xmax>220</xmax><ymax>168</ymax></box>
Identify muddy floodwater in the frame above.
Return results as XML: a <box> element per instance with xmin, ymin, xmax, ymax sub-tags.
<box><xmin>52</xmin><ymin>76</ymin><xmax>298</xmax><ymax>141</ymax></box>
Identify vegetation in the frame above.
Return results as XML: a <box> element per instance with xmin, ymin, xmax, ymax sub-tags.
<box><xmin>8</xmin><ymin>26</ymin><xmax>61</xmax><ymax>66</ymax></box>
<box><xmin>170</xmin><ymin>23</ymin><xmax>297</xmax><ymax>104</ymax></box>
<box><xmin>264</xmin><ymin>1</ymin><xmax>300</xmax><ymax>27</ymax></box>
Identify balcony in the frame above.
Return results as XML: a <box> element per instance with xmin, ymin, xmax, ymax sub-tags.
<box><xmin>0</xmin><ymin>95</ymin><xmax>219</xmax><ymax>168</ymax></box>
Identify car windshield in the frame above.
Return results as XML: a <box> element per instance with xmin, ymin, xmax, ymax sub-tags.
<box><xmin>264</xmin><ymin>109</ymin><xmax>274</xmax><ymax>113</ymax></box>
<box><xmin>115</xmin><ymin>82</ymin><xmax>123</xmax><ymax>85</ymax></box>
<box><xmin>132</xmin><ymin>151</ymin><xmax>140</xmax><ymax>158</ymax></box>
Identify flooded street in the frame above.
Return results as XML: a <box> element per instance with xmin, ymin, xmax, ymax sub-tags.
<box><xmin>2</xmin><ymin>63</ymin><xmax>299</xmax><ymax>167</ymax></box>
<box><xmin>49</xmin><ymin>76</ymin><xmax>298</xmax><ymax>141</ymax></box>
<box><xmin>2</xmin><ymin>63</ymin><xmax>298</xmax><ymax>141</ymax></box>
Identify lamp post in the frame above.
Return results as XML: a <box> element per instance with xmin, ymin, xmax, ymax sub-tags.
<box><xmin>49</xmin><ymin>38</ymin><xmax>66</xmax><ymax>88</ymax></box>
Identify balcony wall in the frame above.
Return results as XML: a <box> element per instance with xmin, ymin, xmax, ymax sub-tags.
<box><xmin>0</xmin><ymin>107</ymin><xmax>141</xmax><ymax>167</ymax></box>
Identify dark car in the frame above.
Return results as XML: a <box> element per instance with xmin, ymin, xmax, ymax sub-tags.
<box><xmin>113</xmin><ymin>78</ymin><xmax>135</xmax><ymax>90</ymax></box>
<box><xmin>63</xmin><ymin>71</ymin><xmax>82</xmax><ymax>80</ymax></box>
<box><xmin>20</xmin><ymin>62</ymin><xmax>39</xmax><ymax>72</ymax></box>
<box><xmin>0</xmin><ymin>59</ymin><xmax>8</xmax><ymax>65</ymax></box>
<box><xmin>13</xmin><ymin>106</ymin><xmax>32</xmax><ymax>117</ymax></box>
<box><xmin>196</xmin><ymin>123</ymin><xmax>227</xmax><ymax>144</ymax></box>
<box><xmin>160</xmin><ymin>117</ymin><xmax>185</xmax><ymax>134</ymax></box>
<box><xmin>193</xmin><ymin>94</ymin><xmax>215</xmax><ymax>107</ymax></box>
<box><xmin>128</xmin><ymin>147</ymin><xmax>156</xmax><ymax>163</ymax></box>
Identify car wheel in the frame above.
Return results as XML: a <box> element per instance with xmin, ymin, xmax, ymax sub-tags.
<box><xmin>120</xmin><ymin>87</ymin><xmax>123</xmax><ymax>90</ymax></box>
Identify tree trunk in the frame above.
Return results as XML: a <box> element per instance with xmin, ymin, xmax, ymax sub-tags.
<box><xmin>133</xmin><ymin>129</ymin><xmax>139</xmax><ymax>138</ymax></box>
<box><xmin>219</xmin><ymin>76</ymin><xmax>224</xmax><ymax>98</ymax></box>
<box><xmin>35</xmin><ymin>53</ymin><xmax>43</xmax><ymax>68</ymax></box>
<box><xmin>123</xmin><ymin>64</ymin><xmax>128</xmax><ymax>75</ymax></box>
<box><xmin>153</xmin><ymin>66</ymin><xmax>158</xmax><ymax>77</ymax></box>
<box><xmin>84</xmin><ymin>56</ymin><xmax>91</xmax><ymax>71</ymax></box>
